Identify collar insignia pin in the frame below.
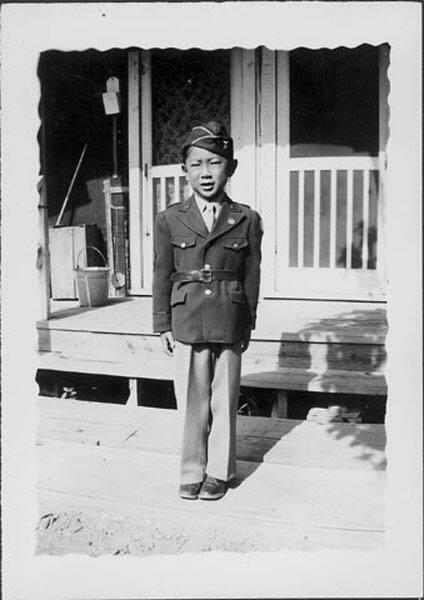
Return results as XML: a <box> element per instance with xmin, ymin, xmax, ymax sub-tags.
<box><xmin>228</xmin><ymin>217</ymin><xmax>235</xmax><ymax>225</ymax></box>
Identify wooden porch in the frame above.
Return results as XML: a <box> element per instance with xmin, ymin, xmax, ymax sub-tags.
<box><xmin>37</xmin><ymin>395</ymin><xmax>386</xmax><ymax>554</ymax></box>
<box><xmin>37</xmin><ymin>297</ymin><xmax>387</xmax><ymax>416</ymax></box>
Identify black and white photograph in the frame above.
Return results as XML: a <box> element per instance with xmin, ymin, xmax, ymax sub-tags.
<box><xmin>1</xmin><ymin>2</ymin><xmax>422</xmax><ymax>599</ymax></box>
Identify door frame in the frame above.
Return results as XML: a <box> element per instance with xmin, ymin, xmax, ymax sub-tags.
<box><xmin>263</xmin><ymin>47</ymin><xmax>389</xmax><ymax>300</ymax></box>
<box><xmin>127</xmin><ymin>46</ymin><xmax>389</xmax><ymax>300</ymax></box>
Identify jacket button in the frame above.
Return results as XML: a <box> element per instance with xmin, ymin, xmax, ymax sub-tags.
<box><xmin>181</xmin><ymin>242</ymin><xmax>186</xmax><ymax>248</ymax></box>
<box><xmin>204</xmin><ymin>289</ymin><xmax>212</xmax><ymax>296</ymax></box>
<box><xmin>233</xmin><ymin>242</ymin><xmax>239</xmax><ymax>248</ymax></box>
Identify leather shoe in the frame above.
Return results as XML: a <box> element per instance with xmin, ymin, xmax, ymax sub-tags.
<box><xmin>179</xmin><ymin>481</ymin><xmax>203</xmax><ymax>500</ymax></box>
<box><xmin>199</xmin><ymin>475</ymin><xmax>228</xmax><ymax>501</ymax></box>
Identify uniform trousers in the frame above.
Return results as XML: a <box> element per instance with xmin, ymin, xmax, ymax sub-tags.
<box><xmin>174</xmin><ymin>340</ymin><xmax>242</xmax><ymax>485</ymax></box>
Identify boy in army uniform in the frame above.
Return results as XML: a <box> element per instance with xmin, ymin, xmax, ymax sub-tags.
<box><xmin>153</xmin><ymin>122</ymin><xmax>262</xmax><ymax>500</ymax></box>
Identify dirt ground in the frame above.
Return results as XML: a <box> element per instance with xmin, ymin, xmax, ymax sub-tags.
<box><xmin>36</xmin><ymin>496</ymin><xmax>298</xmax><ymax>557</ymax></box>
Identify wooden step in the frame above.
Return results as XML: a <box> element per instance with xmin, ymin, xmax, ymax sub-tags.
<box><xmin>38</xmin><ymin>350</ymin><xmax>387</xmax><ymax>395</ymax></box>
<box><xmin>36</xmin><ymin>397</ymin><xmax>386</xmax><ymax>547</ymax></box>
<box><xmin>38</xmin><ymin>396</ymin><xmax>387</xmax><ymax>471</ymax></box>
<box><xmin>37</xmin><ymin>327</ymin><xmax>386</xmax><ymax>372</ymax></box>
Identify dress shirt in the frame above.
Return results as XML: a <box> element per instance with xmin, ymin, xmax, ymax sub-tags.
<box><xmin>194</xmin><ymin>194</ymin><xmax>223</xmax><ymax>231</ymax></box>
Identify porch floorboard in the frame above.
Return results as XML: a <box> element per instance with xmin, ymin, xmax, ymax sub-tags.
<box><xmin>41</xmin><ymin>296</ymin><xmax>387</xmax><ymax>344</ymax></box>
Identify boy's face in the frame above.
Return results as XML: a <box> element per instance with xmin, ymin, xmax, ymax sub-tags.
<box><xmin>182</xmin><ymin>146</ymin><xmax>237</xmax><ymax>202</ymax></box>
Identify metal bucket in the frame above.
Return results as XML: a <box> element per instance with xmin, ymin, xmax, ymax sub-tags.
<box><xmin>75</xmin><ymin>247</ymin><xmax>110</xmax><ymax>307</ymax></box>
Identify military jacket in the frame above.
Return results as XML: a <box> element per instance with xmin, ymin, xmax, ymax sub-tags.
<box><xmin>152</xmin><ymin>194</ymin><xmax>262</xmax><ymax>344</ymax></box>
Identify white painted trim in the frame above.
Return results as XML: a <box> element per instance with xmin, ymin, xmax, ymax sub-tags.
<box><xmin>257</xmin><ymin>47</ymin><xmax>277</xmax><ymax>293</ymax></box>
<box><xmin>290</xmin><ymin>156</ymin><xmax>380</xmax><ymax>170</ymax></box>
<box><xmin>127</xmin><ymin>50</ymin><xmax>143</xmax><ymax>294</ymax></box>
<box><xmin>141</xmin><ymin>50</ymin><xmax>153</xmax><ymax>291</ymax></box>
<box><xmin>298</xmin><ymin>170</ymin><xmax>304</xmax><ymax>267</ymax></box>
<box><xmin>377</xmin><ymin>44</ymin><xmax>389</xmax><ymax>289</ymax></box>
<box><xmin>275</xmin><ymin>51</ymin><xmax>290</xmax><ymax>279</ymax></box>
<box><xmin>230</xmin><ymin>49</ymin><xmax>256</xmax><ymax>208</ymax></box>
<box><xmin>273</xmin><ymin>267</ymin><xmax>387</xmax><ymax>301</ymax></box>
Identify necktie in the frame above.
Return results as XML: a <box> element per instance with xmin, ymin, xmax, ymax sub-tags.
<box><xmin>204</xmin><ymin>204</ymin><xmax>217</xmax><ymax>232</ymax></box>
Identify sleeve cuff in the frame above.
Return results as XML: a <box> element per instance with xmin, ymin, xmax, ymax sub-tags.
<box><xmin>153</xmin><ymin>312</ymin><xmax>171</xmax><ymax>333</ymax></box>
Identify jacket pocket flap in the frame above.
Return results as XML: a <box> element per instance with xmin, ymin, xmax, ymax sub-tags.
<box><xmin>171</xmin><ymin>287</ymin><xmax>188</xmax><ymax>307</ymax></box>
<box><xmin>171</xmin><ymin>236</ymin><xmax>196</xmax><ymax>249</ymax></box>
<box><xmin>230</xmin><ymin>291</ymin><xmax>247</xmax><ymax>304</ymax></box>
<box><xmin>223</xmin><ymin>238</ymin><xmax>248</xmax><ymax>251</ymax></box>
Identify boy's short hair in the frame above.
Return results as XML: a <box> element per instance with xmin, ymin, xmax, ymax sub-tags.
<box><xmin>182</xmin><ymin>121</ymin><xmax>234</xmax><ymax>162</ymax></box>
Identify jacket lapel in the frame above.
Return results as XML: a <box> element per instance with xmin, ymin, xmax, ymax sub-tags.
<box><xmin>175</xmin><ymin>196</ymin><xmax>208</xmax><ymax>238</ymax></box>
<box><xmin>208</xmin><ymin>195</ymin><xmax>245</xmax><ymax>242</ymax></box>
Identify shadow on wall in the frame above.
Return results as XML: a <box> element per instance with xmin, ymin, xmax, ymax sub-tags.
<box><xmin>338</xmin><ymin>222</ymin><xmax>378</xmax><ymax>269</ymax></box>
<box><xmin>276</xmin><ymin>306</ymin><xmax>388</xmax><ymax>466</ymax></box>
<box><xmin>278</xmin><ymin>307</ymin><xmax>388</xmax><ymax>395</ymax></box>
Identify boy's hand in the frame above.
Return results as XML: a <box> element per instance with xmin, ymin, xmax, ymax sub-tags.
<box><xmin>160</xmin><ymin>331</ymin><xmax>175</xmax><ymax>356</ymax></box>
<box><xmin>241</xmin><ymin>329</ymin><xmax>251</xmax><ymax>353</ymax></box>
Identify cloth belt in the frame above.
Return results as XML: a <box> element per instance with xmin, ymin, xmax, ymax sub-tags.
<box><xmin>171</xmin><ymin>268</ymin><xmax>241</xmax><ymax>284</ymax></box>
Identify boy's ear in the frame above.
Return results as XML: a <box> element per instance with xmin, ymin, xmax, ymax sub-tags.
<box><xmin>227</xmin><ymin>159</ymin><xmax>238</xmax><ymax>178</ymax></box>
<box><xmin>181</xmin><ymin>163</ymin><xmax>187</xmax><ymax>173</ymax></box>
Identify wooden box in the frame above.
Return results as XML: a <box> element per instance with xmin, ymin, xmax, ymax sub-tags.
<box><xmin>49</xmin><ymin>224</ymin><xmax>102</xmax><ymax>299</ymax></box>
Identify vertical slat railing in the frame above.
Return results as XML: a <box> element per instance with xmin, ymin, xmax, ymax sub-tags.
<box><xmin>346</xmin><ymin>169</ymin><xmax>353</xmax><ymax>269</ymax></box>
<box><xmin>313</xmin><ymin>170</ymin><xmax>321</xmax><ymax>267</ymax></box>
<box><xmin>297</xmin><ymin>170</ymin><xmax>305</xmax><ymax>267</ymax></box>
<box><xmin>362</xmin><ymin>169</ymin><xmax>370</xmax><ymax>269</ymax></box>
<box><xmin>329</xmin><ymin>169</ymin><xmax>337</xmax><ymax>268</ymax></box>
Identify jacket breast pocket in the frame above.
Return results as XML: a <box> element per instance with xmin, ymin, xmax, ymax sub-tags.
<box><xmin>223</xmin><ymin>238</ymin><xmax>248</xmax><ymax>252</ymax></box>
<box><xmin>171</xmin><ymin>236</ymin><xmax>196</xmax><ymax>250</ymax></box>
<box><xmin>171</xmin><ymin>287</ymin><xmax>188</xmax><ymax>307</ymax></box>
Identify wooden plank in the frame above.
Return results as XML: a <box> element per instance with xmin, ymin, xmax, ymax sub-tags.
<box><xmin>38</xmin><ymin>396</ymin><xmax>387</xmax><ymax>450</ymax></box>
<box><xmin>38</xmin><ymin>350</ymin><xmax>387</xmax><ymax>395</ymax></box>
<box><xmin>38</xmin><ymin>409</ymin><xmax>386</xmax><ymax>471</ymax></box>
<box><xmin>41</xmin><ymin>297</ymin><xmax>388</xmax><ymax>344</ymax></box>
<box><xmin>38</xmin><ymin>328</ymin><xmax>387</xmax><ymax>373</ymax></box>
<box><xmin>241</xmin><ymin>370</ymin><xmax>386</xmax><ymax>395</ymax></box>
<box><xmin>37</xmin><ymin>177</ymin><xmax>51</xmax><ymax>320</ymax></box>
<box><xmin>49</xmin><ymin>227</ymin><xmax>75</xmax><ymax>299</ymax></box>
<box><xmin>36</xmin><ymin>435</ymin><xmax>386</xmax><ymax>534</ymax></box>
<box><xmin>37</xmin><ymin>398</ymin><xmax>387</xmax><ymax>473</ymax></box>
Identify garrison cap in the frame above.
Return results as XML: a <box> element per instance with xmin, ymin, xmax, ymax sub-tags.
<box><xmin>182</xmin><ymin>121</ymin><xmax>234</xmax><ymax>161</ymax></box>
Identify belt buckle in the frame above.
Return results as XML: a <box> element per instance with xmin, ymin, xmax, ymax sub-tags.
<box><xmin>201</xmin><ymin>265</ymin><xmax>212</xmax><ymax>283</ymax></box>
